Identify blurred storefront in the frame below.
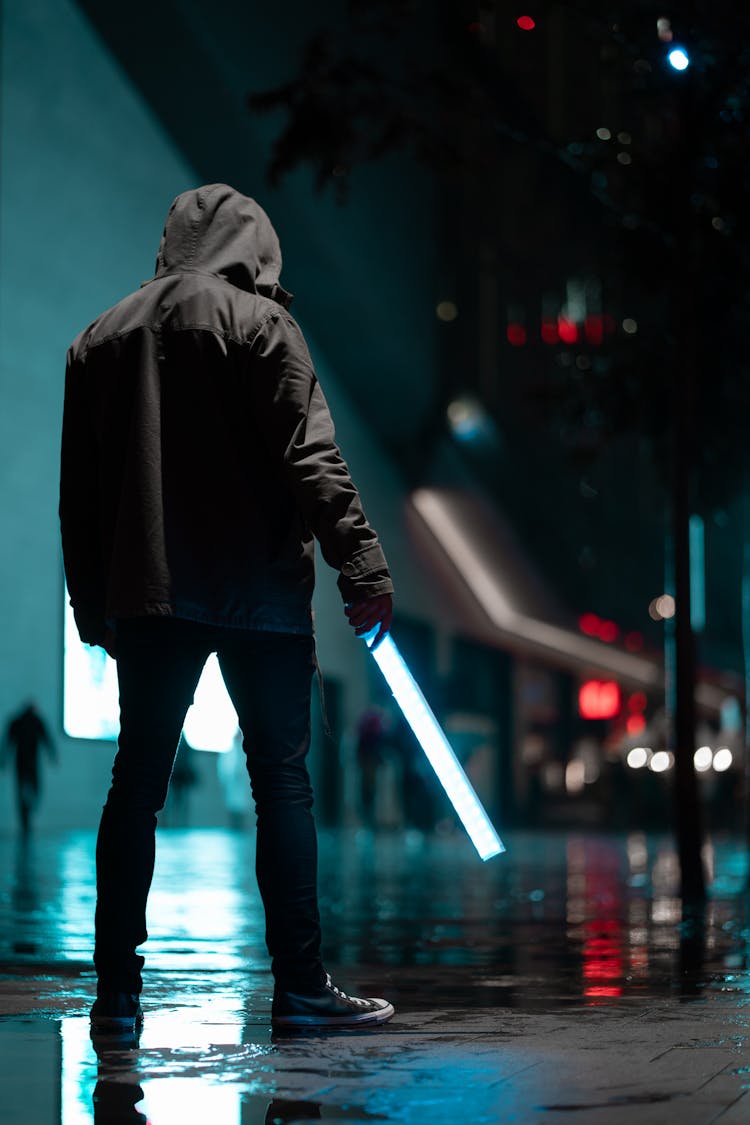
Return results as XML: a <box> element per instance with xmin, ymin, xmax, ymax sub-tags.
<box><xmin>399</xmin><ymin>486</ymin><xmax>745</xmax><ymax>835</ymax></box>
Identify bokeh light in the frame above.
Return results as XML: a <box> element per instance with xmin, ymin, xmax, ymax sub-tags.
<box><xmin>712</xmin><ymin>747</ymin><xmax>733</xmax><ymax>772</ymax></box>
<box><xmin>626</xmin><ymin>714</ymin><xmax>646</xmax><ymax>735</ymax></box>
<box><xmin>693</xmin><ymin>745</ymin><xmax>713</xmax><ymax>772</ymax></box>
<box><xmin>650</xmin><ymin>594</ymin><xmax>676</xmax><ymax>621</ymax></box>
<box><xmin>655</xmin><ymin>594</ymin><xmax>676</xmax><ymax>619</ymax></box>
<box><xmin>447</xmin><ymin>395</ymin><xmax>491</xmax><ymax>442</ymax></box>
<box><xmin>667</xmin><ymin>47</ymin><xmax>690</xmax><ymax>71</ymax></box>
<box><xmin>657</xmin><ymin>17</ymin><xmax>673</xmax><ymax>43</ymax></box>
<box><xmin>436</xmin><ymin>300</ymin><xmax>458</xmax><ymax>322</ymax></box>
<box><xmin>627</xmin><ymin>747</ymin><xmax>649</xmax><ymax>769</ymax></box>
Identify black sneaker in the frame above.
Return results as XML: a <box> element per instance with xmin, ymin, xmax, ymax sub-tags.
<box><xmin>272</xmin><ymin>974</ymin><xmax>394</xmax><ymax>1028</ymax></box>
<box><xmin>90</xmin><ymin>992</ymin><xmax>144</xmax><ymax>1033</ymax></box>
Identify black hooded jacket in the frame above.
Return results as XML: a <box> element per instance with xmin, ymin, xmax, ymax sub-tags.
<box><xmin>59</xmin><ymin>184</ymin><xmax>393</xmax><ymax>645</ymax></box>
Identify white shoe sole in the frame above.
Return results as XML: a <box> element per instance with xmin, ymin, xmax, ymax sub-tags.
<box><xmin>272</xmin><ymin>1001</ymin><xmax>395</xmax><ymax>1028</ymax></box>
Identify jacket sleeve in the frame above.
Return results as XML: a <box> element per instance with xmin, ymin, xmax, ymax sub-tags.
<box><xmin>247</xmin><ymin>311</ymin><xmax>394</xmax><ymax>603</ymax></box>
<box><xmin>59</xmin><ymin>344</ymin><xmax>107</xmax><ymax>645</ymax></box>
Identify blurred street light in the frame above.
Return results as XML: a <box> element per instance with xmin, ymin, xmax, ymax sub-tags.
<box><xmin>712</xmin><ymin>747</ymin><xmax>732</xmax><ymax>772</ymax></box>
<box><xmin>650</xmin><ymin>593</ymin><xmax>676</xmax><ymax>620</ymax></box>
<box><xmin>667</xmin><ymin>47</ymin><xmax>690</xmax><ymax>71</ymax></box>
<box><xmin>693</xmin><ymin>745</ymin><xmax>712</xmax><ymax>772</ymax></box>
<box><xmin>650</xmin><ymin>750</ymin><xmax>673</xmax><ymax>772</ymax></box>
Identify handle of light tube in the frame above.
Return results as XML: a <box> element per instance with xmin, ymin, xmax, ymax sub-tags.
<box><xmin>362</xmin><ymin>628</ymin><xmax>505</xmax><ymax>861</ymax></box>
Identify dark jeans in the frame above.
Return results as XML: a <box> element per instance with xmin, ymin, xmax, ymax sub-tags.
<box><xmin>94</xmin><ymin>616</ymin><xmax>326</xmax><ymax>996</ymax></box>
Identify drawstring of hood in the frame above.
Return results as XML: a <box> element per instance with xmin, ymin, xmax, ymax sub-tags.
<box><xmin>143</xmin><ymin>183</ymin><xmax>293</xmax><ymax>308</ymax></box>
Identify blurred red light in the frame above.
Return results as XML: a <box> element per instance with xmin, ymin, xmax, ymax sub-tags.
<box><xmin>603</xmin><ymin>313</ymin><xmax>617</xmax><ymax>334</ymax></box>
<box><xmin>558</xmin><ymin>316</ymin><xmax>578</xmax><ymax>344</ymax></box>
<box><xmin>583</xmin><ymin>953</ymin><xmax>621</xmax><ymax>980</ymax></box>
<box><xmin>583</xmin><ymin>917</ymin><xmax>623</xmax><ymax>1003</ymax></box>
<box><xmin>585</xmin><ymin>985</ymin><xmax>623</xmax><ymax>999</ymax></box>
<box><xmin>598</xmin><ymin>620</ymin><xmax>619</xmax><ymax>643</ymax></box>
<box><xmin>541</xmin><ymin>318</ymin><xmax>559</xmax><ymax>344</ymax></box>
<box><xmin>516</xmin><ymin>16</ymin><xmax>536</xmax><ymax>31</ymax></box>
<box><xmin>628</xmin><ymin>692</ymin><xmax>647</xmax><ymax>712</ymax></box>
<box><xmin>579</xmin><ymin>612</ymin><xmax>600</xmax><ymax>636</ymax></box>
<box><xmin>507</xmin><ymin>323</ymin><xmax>527</xmax><ymax>347</ymax></box>
<box><xmin>584</xmin><ymin>314</ymin><xmax>604</xmax><ymax>346</ymax></box>
<box><xmin>626</xmin><ymin>714</ymin><xmax>646</xmax><ymax>735</ymax></box>
<box><xmin>580</xmin><ymin>680</ymin><xmax>621</xmax><ymax>720</ymax></box>
<box><xmin>624</xmin><ymin>631</ymin><xmax>643</xmax><ymax>652</ymax></box>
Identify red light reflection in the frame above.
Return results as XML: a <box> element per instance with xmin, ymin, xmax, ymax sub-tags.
<box><xmin>507</xmin><ymin>323</ymin><xmax>527</xmax><ymax>347</ymax></box>
<box><xmin>583</xmin><ymin>918</ymin><xmax>623</xmax><ymax>1002</ymax></box>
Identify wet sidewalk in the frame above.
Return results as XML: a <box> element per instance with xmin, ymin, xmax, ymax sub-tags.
<box><xmin>0</xmin><ymin>826</ymin><xmax>748</xmax><ymax>1124</ymax></box>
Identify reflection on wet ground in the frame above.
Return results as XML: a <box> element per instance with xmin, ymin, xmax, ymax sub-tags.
<box><xmin>1</xmin><ymin>827</ymin><xmax>749</xmax><ymax>1123</ymax></box>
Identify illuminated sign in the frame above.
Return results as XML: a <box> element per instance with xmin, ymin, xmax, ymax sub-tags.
<box><xmin>579</xmin><ymin>680</ymin><xmax>621</xmax><ymax>721</ymax></box>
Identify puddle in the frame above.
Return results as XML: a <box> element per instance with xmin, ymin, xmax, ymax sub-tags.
<box><xmin>1</xmin><ymin>829</ymin><xmax>749</xmax><ymax>1124</ymax></box>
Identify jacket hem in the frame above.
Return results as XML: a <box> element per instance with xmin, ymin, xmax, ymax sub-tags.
<box><xmin>107</xmin><ymin>603</ymin><xmax>314</xmax><ymax>635</ymax></box>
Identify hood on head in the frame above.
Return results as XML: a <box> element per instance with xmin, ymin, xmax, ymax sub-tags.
<box><xmin>152</xmin><ymin>184</ymin><xmax>293</xmax><ymax>307</ymax></box>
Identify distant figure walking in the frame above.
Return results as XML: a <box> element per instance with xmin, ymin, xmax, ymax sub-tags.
<box><xmin>2</xmin><ymin>702</ymin><xmax>56</xmax><ymax>834</ymax></box>
<box><xmin>355</xmin><ymin>706</ymin><xmax>388</xmax><ymax>827</ymax></box>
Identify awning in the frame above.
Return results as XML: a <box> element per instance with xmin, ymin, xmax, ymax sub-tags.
<box><xmin>407</xmin><ymin>488</ymin><xmax>731</xmax><ymax>715</ymax></box>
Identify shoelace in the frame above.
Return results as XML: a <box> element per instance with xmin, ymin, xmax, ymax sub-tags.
<box><xmin>326</xmin><ymin>975</ymin><xmax>370</xmax><ymax>1007</ymax></box>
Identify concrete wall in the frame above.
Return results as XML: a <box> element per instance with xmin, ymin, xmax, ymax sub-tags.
<box><xmin>0</xmin><ymin>0</ymin><xmax>439</xmax><ymax>832</ymax></box>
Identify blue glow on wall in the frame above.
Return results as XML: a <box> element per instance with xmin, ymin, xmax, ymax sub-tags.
<box><xmin>63</xmin><ymin>595</ymin><xmax>119</xmax><ymax>741</ymax></box>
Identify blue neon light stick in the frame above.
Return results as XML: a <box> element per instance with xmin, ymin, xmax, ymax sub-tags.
<box><xmin>363</xmin><ymin>629</ymin><xmax>505</xmax><ymax>861</ymax></box>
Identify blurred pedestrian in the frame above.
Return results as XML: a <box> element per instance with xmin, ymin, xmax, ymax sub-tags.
<box><xmin>1</xmin><ymin>701</ymin><xmax>56</xmax><ymax>835</ymax></box>
<box><xmin>396</xmin><ymin>713</ymin><xmax>436</xmax><ymax>831</ymax></box>
<box><xmin>59</xmin><ymin>184</ymin><xmax>395</xmax><ymax>1033</ymax></box>
<box><xmin>355</xmin><ymin>705</ymin><xmax>388</xmax><ymax>827</ymax></box>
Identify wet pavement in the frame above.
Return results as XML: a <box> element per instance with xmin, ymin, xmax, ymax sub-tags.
<box><xmin>1</xmin><ymin>826</ymin><xmax>749</xmax><ymax>1123</ymax></box>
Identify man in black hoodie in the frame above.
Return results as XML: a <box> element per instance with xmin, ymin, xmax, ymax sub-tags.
<box><xmin>60</xmin><ymin>184</ymin><xmax>395</xmax><ymax>1031</ymax></box>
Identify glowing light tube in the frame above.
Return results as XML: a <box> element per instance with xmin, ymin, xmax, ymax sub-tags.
<box><xmin>363</xmin><ymin>630</ymin><xmax>506</xmax><ymax>861</ymax></box>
